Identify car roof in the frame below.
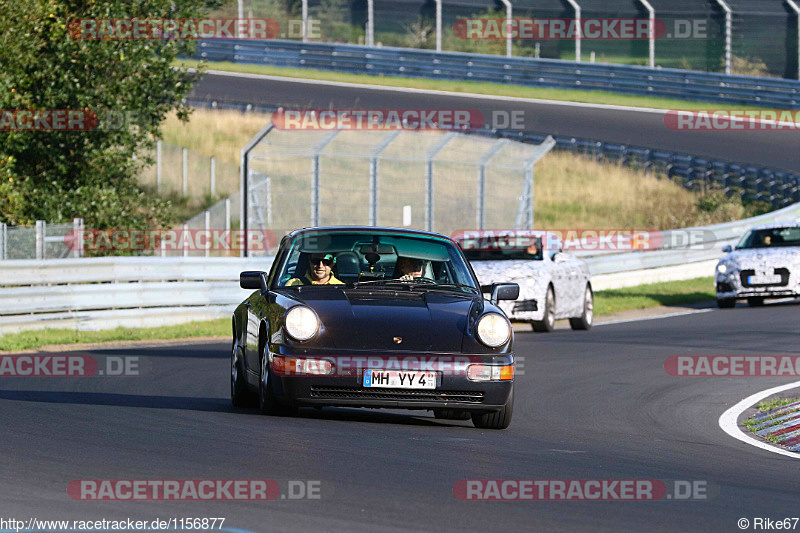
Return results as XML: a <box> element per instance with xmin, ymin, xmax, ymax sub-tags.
<box><xmin>284</xmin><ymin>226</ymin><xmax>458</xmax><ymax>244</ymax></box>
<box><xmin>748</xmin><ymin>220</ymin><xmax>800</xmax><ymax>231</ymax></box>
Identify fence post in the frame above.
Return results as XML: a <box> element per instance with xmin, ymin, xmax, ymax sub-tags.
<box><xmin>366</xmin><ymin>0</ymin><xmax>374</xmax><ymax>46</ymax></box>
<box><xmin>182</xmin><ymin>147</ymin><xmax>189</xmax><ymax>197</ymax></box>
<box><xmin>35</xmin><ymin>220</ymin><xmax>45</xmax><ymax>260</ymax></box>
<box><xmin>73</xmin><ymin>218</ymin><xmax>83</xmax><ymax>258</ymax></box>
<box><xmin>788</xmin><ymin>0</ymin><xmax>800</xmax><ymax>80</ymax></box>
<box><xmin>156</xmin><ymin>140</ymin><xmax>162</xmax><ymax>193</ymax></box>
<box><xmin>435</xmin><ymin>0</ymin><xmax>442</xmax><ymax>52</ymax></box>
<box><xmin>183</xmin><ymin>223</ymin><xmax>189</xmax><ymax>257</ymax></box>
<box><xmin>302</xmin><ymin>0</ymin><xmax>309</xmax><ymax>42</ymax></box>
<box><xmin>204</xmin><ymin>210</ymin><xmax>211</xmax><ymax>258</ymax></box>
<box><xmin>210</xmin><ymin>156</ymin><xmax>216</xmax><ymax>197</ymax></box>
<box><xmin>425</xmin><ymin>132</ymin><xmax>456</xmax><ymax>232</ymax></box>
<box><xmin>0</xmin><ymin>222</ymin><xmax>6</xmax><ymax>261</ymax></box>
<box><xmin>715</xmin><ymin>0</ymin><xmax>732</xmax><ymax>74</ymax></box>
<box><xmin>500</xmin><ymin>0</ymin><xmax>512</xmax><ymax>58</ymax></box>
<box><xmin>565</xmin><ymin>0</ymin><xmax>581</xmax><ymax>61</ymax></box>
<box><xmin>638</xmin><ymin>0</ymin><xmax>655</xmax><ymax>68</ymax></box>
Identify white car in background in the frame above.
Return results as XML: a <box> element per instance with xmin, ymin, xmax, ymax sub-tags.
<box><xmin>463</xmin><ymin>235</ymin><xmax>593</xmax><ymax>332</ymax></box>
<box><xmin>715</xmin><ymin>222</ymin><xmax>800</xmax><ymax>308</ymax></box>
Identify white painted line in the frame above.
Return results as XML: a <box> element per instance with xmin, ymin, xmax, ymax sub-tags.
<box><xmin>719</xmin><ymin>381</ymin><xmax>800</xmax><ymax>459</ymax></box>
<box><xmin>202</xmin><ymin>69</ymin><xmax>670</xmax><ymax>115</ymax></box>
<box><xmin>594</xmin><ymin>308</ymin><xmax>713</xmax><ymax>327</ymax></box>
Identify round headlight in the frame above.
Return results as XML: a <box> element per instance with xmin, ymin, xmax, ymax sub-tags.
<box><xmin>476</xmin><ymin>313</ymin><xmax>511</xmax><ymax>348</ymax></box>
<box><xmin>284</xmin><ymin>306</ymin><xmax>319</xmax><ymax>341</ymax></box>
<box><xmin>717</xmin><ymin>263</ymin><xmax>727</xmax><ymax>274</ymax></box>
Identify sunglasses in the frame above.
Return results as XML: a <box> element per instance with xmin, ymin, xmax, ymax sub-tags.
<box><xmin>310</xmin><ymin>257</ymin><xmax>333</xmax><ymax>266</ymax></box>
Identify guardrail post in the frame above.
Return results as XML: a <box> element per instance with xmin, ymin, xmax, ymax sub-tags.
<box><xmin>0</xmin><ymin>222</ymin><xmax>6</xmax><ymax>261</ymax></box>
<box><xmin>156</xmin><ymin>140</ymin><xmax>162</xmax><ymax>193</ymax></box>
<box><xmin>210</xmin><ymin>156</ymin><xmax>216</xmax><ymax>197</ymax></box>
<box><xmin>565</xmin><ymin>0</ymin><xmax>581</xmax><ymax>62</ymax></box>
<box><xmin>788</xmin><ymin>0</ymin><xmax>800</xmax><ymax>79</ymax></box>
<box><xmin>35</xmin><ymin>220</ymin><xmax>45</xmax><ymax>260</ymax></box>
<box><xmin>182</xmin><ymin>147</ymin><xmax>188</xmax><ymax>197</ymax></box>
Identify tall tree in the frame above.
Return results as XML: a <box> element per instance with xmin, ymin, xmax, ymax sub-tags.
<box><xmin>0</xmin><ymin>0</ymin><xmax>218</xmax><ymax>226</ymax></box>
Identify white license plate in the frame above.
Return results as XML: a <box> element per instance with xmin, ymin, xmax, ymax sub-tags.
<box><xmin>363</xmin><ymin>369</ymin><xmax>437</xmax><ymax>389</ymax></box>
<box><xmin>749</xmin><ymin>273</ymin><xmax>781</xmax><ymax>285</ymax></box>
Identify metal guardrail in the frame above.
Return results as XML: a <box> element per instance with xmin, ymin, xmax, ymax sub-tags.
<box><xmin>2</xmin><ymin>198</ymin><xmax>799</xmax><ymax>332</ymax></box>
<box><xmin>195</xmin><ymin>39</ymin><xmax>800</xmax><ymax>108</ymax></box>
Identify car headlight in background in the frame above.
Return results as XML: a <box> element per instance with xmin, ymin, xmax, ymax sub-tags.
<box><xmin>717</xmin><ymin>263</ymin><xmax>727</xmax><ymax>274</ymax></box>
<box><xmin>284</xmin><ymin>306</ymin><xmax>319</xmax><ymax>341</ymax></box>
<box><xmin>476</xmin><ymin>313</ymin><xmax>511</xmax><ymax>347</ymax></box>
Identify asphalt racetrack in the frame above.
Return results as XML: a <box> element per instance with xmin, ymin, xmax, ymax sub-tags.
<box><xmin>191</xmin><ymin>72</ymin><xmax>800</xmax><ymax>173</ymax></box>
<box><xmin>2</xmin><ymin>304</ymin><xmax>799</xmax><ymax>532</ymax></box>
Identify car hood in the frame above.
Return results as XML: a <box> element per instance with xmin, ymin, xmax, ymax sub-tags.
<box><xmin>724</xmin><ymin>247</ymin><xmax>800</xmax><ymax>269</ymax></box>
<box><xmin>286</xmin><ymin>288</ymin><xmax>479</xmax><ymax>352</ymax></box>
<box><xmin>470</xmin><ymin>260</ymin><xmax>549</xmax><ymax>285</ymax></box>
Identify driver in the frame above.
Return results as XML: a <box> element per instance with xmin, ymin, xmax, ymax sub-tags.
<box><xmin>395</xmin><ymin>256</ymin><xmax>424</xmax><ymax>281</ymax></box>
<box><xmin>286</xmin><ymin>253</ymin><xmax>344</xmax><ymax>286</ymax></box>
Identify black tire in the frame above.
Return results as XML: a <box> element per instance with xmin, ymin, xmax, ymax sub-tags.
<box><xmin>433</xmin><ymin>409</ymin><xmax>471</xmax><ymax>420</ymax></box>
<box><xmin>747</xmin><ymin>297</ymin><xmax>765</xmax><ymax>307</ymax></box>
<box><xmin>569</xmin><ymin>285</ymin><xmax>593</xmax><ymax>330</ymax></box>
<box><xmin>532</xmin><ymin>286</ymin><xmax>555</xmax><ymax>333</ymax></box>
<box><xmin>259</xmin><ymin>351</ymin><xmax>295</xmax><ymax>416</ymax></box>
<box><xmin>717</xmin><ymin>298</ymin><xmax>736</xmax><ymax>309</ymax></box>
<box><xmin>472</xmin><ymin>385</ymin><xmax>513</xmax><ymax>430</ymax></box>
<box><xmin>231</xmin><ymin>339</ymin><xmax>256</xmax><ymax>407</ymax></box>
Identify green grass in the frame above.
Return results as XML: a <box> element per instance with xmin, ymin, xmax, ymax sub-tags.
<box><xmin>594</xmin><ymin>277</ymin><xmax>715</xmax><ymax>317</ymax></box>
<box><xmin>177</xmin><ymin>59</ymin><xmax>775</xmax><ymax>111</ymax></box>
<box><xmin>742</xmin><ymin>398</ymin><xmax>800</xmax><ymax>441</ymax></box>
<box><xmin>0</xmin><ymin>319</ymin><xmax>230</xmax><ymax>352</ymax></box>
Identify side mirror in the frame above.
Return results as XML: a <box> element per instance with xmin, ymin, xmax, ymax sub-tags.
<box><xmin>240</xmin><ymin>271</ymin><xmax>268</xmax><ymax>293</ymax></box>
<box><xmin>722</xmin><ymin>245</ymin><xmax>732</xmax><ymax>253</ymax></box>
<box><xmin>553</xmin><ymin>252</ymin><xmax>569</xmax><ymax>263</ymax></box>
<box><xmin>490</xmin><ymin>283</ymin><xmax>519</xmax><ymax>304</ymax></box>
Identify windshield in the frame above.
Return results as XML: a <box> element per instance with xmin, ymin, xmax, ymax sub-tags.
<box><xmin>461</xmin><ymin>236</ymin><xmax>545</xmax><ymax>261</ymax></box>
<box><xmin>273</xmin><ymin>231</ymin><xmax>478</xmax><ymax>292</ymax></box>
<box><xmin>736</xmin><ymin>227</ymin><xmax>800</xmax><ymax>249</ymax></box>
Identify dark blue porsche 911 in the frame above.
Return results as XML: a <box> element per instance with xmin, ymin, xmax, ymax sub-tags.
<box><xmin>231</xmin><ymin>227</ymin><xmax>519</xmax><ymax>429</ymax></box>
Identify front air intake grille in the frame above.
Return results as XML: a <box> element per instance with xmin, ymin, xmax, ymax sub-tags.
<box><xmin>310</xmin><ymin>386</ymin><xmax>485</xmax><ymax>403</ymax></box>
<box><xmin>513</xmin><ymin>299</ymin><xmax>538</xmax><ymax>312</ymax></box>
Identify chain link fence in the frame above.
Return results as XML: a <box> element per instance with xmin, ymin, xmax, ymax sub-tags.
<box><xmin>242</xmin><ymin>126</ymin><xmax>555</xmax><ymax>257</ymax></box>
<box><xmin>0</xmin><ymin>220</ymin><xmax>83</xmax><ymax>261</ymax></box>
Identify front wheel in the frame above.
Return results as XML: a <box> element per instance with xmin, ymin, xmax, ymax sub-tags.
<box><xmin>472</xmin><ymin>385</ymin><xmax>513</xmax><ymax>430</ymax></box>
<box><xmin>259</xmin><ymin>352</ymin><xmax>295</xmax><ymax>416</ymax></box>
<box><xmin>532</xmin><ymin>286</ymin><xmax>555</xmax><ymax>333</ymax></box>
<box><xmin>717</xmin><ymin>298</ymin><xmax>736</xmax><ymax>309</ymax></box>
<box><xmin>231</xmin><ymin>339</ymin><xmax>256</xmax><ymax>407</ymax></box>
<box><xmin>569</xmin><ymin>285</ymin><xmax>593</xmax><ymax>330</ymax></box>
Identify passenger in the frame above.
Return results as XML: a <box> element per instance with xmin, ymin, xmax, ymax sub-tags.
<box><xmin>286</xmin><ymin>254</ymin><xmax>344</xmax><ymax>286</ymax></box>
<box><xmin>395</xmin><ymin>257</ymin><xmax>424</xmax><ymax>281</ymax></box>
